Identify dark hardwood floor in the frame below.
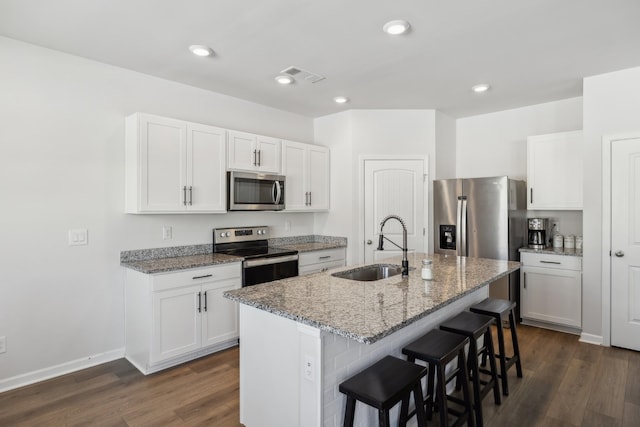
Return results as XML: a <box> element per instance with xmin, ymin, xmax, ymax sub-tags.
<box><xmin>1</xmin><ymin>325</ymin><xmax>639</xmax><ymax>426</ymax></box>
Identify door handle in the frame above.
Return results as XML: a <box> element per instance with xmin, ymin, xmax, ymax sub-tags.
<box><xmin>615</xmin><ymin>250</ymin><xmax>625</xmax><ymax>257</ymax></box>
<box><xmin>197</xmin><ymin>292</ymin><xmax>202</xmax><ymax>313</ymax></box>
<box><xmin>366</xmin><ymin>240</ymin><xmax>373</xmax><ymax>245</ymax></box>
<box><xmin>203</xmin><ymin>291</ymin><xmax>208</xmax><ymax>312</ymax></box>
<box><xmin>183</xmin><ymin>186</ymin><xmax>187</xmax><ymax>206</ymax></box>
<box><xmin>189</xmin><ymin>186</ymin><xmax>193</xmax><ymax>205</ymax></box>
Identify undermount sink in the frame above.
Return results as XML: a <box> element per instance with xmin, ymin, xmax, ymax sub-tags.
<box><xmin>331</xmin><ymin>264</ymin><xmax>408</xmax><ymax>281</ymax></box>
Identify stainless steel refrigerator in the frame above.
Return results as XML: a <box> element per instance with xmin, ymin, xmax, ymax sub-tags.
<box><xmin>434</xmin><ymin>176</ymin><xmax>526</xmax><ymax>312</ymax></box>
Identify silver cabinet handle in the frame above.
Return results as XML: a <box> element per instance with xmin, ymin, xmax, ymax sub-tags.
<box><xmin>523</xmin><ymin>272</ymin><xmax>526</xmax><ymax>289</ymax></box>
<box><xmin>203</xmin><ymin>291</ymin><xmax>208</xmax><ymax>312</ymax></box>
<box><xmin>319</xmin><ymin>255</ymin><xmax>331</xmax><ymax>260</ymax></box>
<box><xmin>189</xmin><ymin>186</ymin><xmax>193</xmax><ymax>205</ymax></box>
<box><xmin>197</xmin><ymin>292</ymin><xmax>202</xmax><ymax>313</ymax></box>
<box><xmin>257</xmin><ymin>149</ymin><xmax>261</xmax><ymax>166</ymax></box>
<box><xmin>183</xmin><ymin>186</ymin><xmax>187</xmax><ymax>206</ymax></box>
<box><xmin>540</xmin><ymin>260</ymin><xmax>561</xmax><ymax>265</ymax></box>
<box><xmin>253</xmin><ymin>149</ymin><xmax>257</xmax><ymax>166</ymax></box>
<box><xmin>530</xmin><ymin>188</ymin><xmax>533</xmax><ymax>204</ymax></box>
<box><xmin>615</xmin><ymin>250</ymin><xmax>625</xmax><ymax>257</ymax></box>
<box><xmin>309</xmin><ymin>191</ymin><xmax>312</xmax><ymax>206</ymax></box>
<box><xmin>193</xmin><ymin>274</ymin><xmax>213</xmax><ymax>280</ymax></box>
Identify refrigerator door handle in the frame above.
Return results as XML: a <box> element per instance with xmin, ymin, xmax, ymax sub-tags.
<box><xmin>456</xmin><ymin>196</ymin><xmax>463</xmax><ymax>256</ymax></box>
<box><xmin>460</xmin><ymin>197</ymin><xmax>468</xmax><ymax>257</ymax></box>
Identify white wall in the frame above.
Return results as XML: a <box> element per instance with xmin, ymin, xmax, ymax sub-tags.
<box><xmin>583</xmin><ymin>66</ymin><xmax>640</xmax><ymax>340</ymax></box>
<box><xmin>435</xmin><ymin>111</ymin><xmax>457</xmax><ymax>179</ymax></box>
<box><xmin>0</xmin><ymin>36</ymin><xmax>315</xmax><ymax>386</ymax></box>
<box><xmin>314</xmin><ymin>110</ymin><xmax>436</xmax><ymax>263</ymax></box>
<box><xmin>456</xmin><ymin>97</ymin><xmax>583</xmax><ymax>180</ymax></box>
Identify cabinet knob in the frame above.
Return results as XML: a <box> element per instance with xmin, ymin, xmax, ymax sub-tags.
<box><xmin>615</xmin><ymin>250</ymin><xmax>625</xmax><ymax>257</ymax></box>
<box><xmin>366</xmin><ymin>240</ymin><xmax>373</xmax><ymax>245</ymax></box>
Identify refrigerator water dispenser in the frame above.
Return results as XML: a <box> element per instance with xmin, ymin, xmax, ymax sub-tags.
<box><xmin>439</xmin><ymin>225</ymin><xmax>456</xmax><ymax>250</ymax></box>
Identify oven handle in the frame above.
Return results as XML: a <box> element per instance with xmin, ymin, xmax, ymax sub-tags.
<box><xmin>243</xmin><ymin>254</ymin><xmax>298</xmax><ymax>268</ymax></box>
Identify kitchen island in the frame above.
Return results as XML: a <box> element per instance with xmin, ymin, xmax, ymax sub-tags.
<box><xmin>224</xmin><ymin>252</ymin><xmax>520</xmax><ymax>427</ymax></box>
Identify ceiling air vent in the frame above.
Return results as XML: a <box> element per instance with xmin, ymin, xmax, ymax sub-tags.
<box><xmin>281</xmin><ymin>66</ymin><xmax>325</xmax><ymax>84</ymax></box>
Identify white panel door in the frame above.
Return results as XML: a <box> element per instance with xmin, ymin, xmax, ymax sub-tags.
<box><xmin>202</xmin><ymin>278</ymin><xmax>240</xmax><ymax>347</ymax></box>
<box><xmin>282</xmin><ymin>141</ymin><xmax>307</xmax><ymax>210</ymax></box>
<box><xmin>140</xmin><ymin>115</ymin><xmax>187</xmax><ymax>211</ymax></box>
<box><xmin>151</xmin><ymin>285</ymin><xmax>202</xmax><ymax>363</ymax></box>
<box><xmin>363</xmin><ymin>159</ymin><xmax>426</xmax><ymax>263</ymax></box>
<box><xmin>611</xmin><ymin>137</ymin><xmax>640</xmax><ymax>351</ymax></box>
<box><xmin>187</xmin><ymin>123</ymin><xmax>226</xmax><ymax>212</ymax></box>
<box><xmin>308</xmin><ymin>145</ymin><xmax>330</xmax><ymax>210</ymax></box>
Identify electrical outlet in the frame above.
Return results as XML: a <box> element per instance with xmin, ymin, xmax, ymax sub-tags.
<box><xmin>285</xmin><ymin>220</ymin><xmax>291</xmax><ymax>232</ymax></box>
<box><xmin>162</xmin><ymin>226</ymin><xmax>172</xmax><ymax>240</ymax></box>
<box><xmin>303</xmin><ymin>355</ymin><xmax>314</xmax><ymax>381</ymax></box>
<box><xmin>0</xmin><ymin>336</ymin><xmax>6</xmax><ymax>354</ymax></box>
<box><xmin>68</xmin><ymin>229</ymin><xmax>88</xmax><ymax>246</ymax></box>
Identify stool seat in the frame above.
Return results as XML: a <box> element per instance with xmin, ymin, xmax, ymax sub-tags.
<box><xmin>403</xmin><ymin>329</ymin><xmax>469</xmax><ymax>363</ymax></box>
<box><xmin>339</xmin><ymin>356</ymin><xmax>427</xmax><ymax>427</ymax></box>
<box><xmin>440</xmin><ymin>311</ymin><xmax>501</xmax><ymax>427</ymax></box>
<box><xmin>470</xmin><ymin>298</ymin><xmax>523</xmax><ymax>396</ymax></box>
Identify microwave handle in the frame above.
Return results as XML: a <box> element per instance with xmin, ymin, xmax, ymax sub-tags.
<box><xmin>273</xmin><ymin>181</ymin><xmax>282</xmax><ymax>204</ymax></box>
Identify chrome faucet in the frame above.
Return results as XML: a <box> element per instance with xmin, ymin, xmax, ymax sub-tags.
<box><xmin>377</xmin><ymin>214</ymin><xmax>409</xmax><ymax>277</ymax></box>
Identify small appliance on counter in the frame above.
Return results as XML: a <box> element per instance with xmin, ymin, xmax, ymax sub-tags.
<box><xmin>528</xmin><ymin>217</ymin><xmax>549</xmax><ymax>249</ymax></box>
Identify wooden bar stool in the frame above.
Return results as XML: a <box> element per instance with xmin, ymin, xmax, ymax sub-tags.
<box><xmin>339</xmin><ymin>355</ymin><xmax>428</xmax><ymax>427</ymax></box>
<box><xmin>402</xmin><ymin>329</ymin><xmax>475</xmax><ymax>427</ymax></box>
<box><xmin>470</xmin><ymin>298</ymin><xmax>523</xmax><ymax>395</ymax></box>
<box><xmin>440</xmin><ymin>311</ymin><xmax>501</xmax><ymax>427</ymax></box>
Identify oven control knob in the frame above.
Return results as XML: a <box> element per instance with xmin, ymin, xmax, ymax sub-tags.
<box><xmin>257</xmin><ymin>230</ymin><xmax>263</xmax><ymax>235</ymax></box>
<box><xmin>225</xmin><ymin>232</ymin><xmax>231</xmax><ymax>237</ymax></box>
<box><xmin>219</xmin><ymin>232</ymin><xmax>225</xmax><ymax>237</ymax></box>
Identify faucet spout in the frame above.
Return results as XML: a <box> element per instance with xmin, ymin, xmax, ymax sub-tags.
<box><xmin>378</xmin><ymin>215</ymin><xmax>409</xmax><ymax>277</ymax></box>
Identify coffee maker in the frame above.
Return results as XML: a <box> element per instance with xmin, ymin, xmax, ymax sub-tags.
<box><xmin>528</xmin><ymin>218</ymin><xmax>549</xmax><ymax>249</ymax></box>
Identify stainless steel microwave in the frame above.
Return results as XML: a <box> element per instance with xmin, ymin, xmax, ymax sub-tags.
<box><xmin>227</xmin><ymin>171</ymin><xmax>285</xmax><ymax>211</ymax></box>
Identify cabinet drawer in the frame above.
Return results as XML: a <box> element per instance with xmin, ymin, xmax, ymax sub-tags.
<box><xmin>299</xmin><ymin>259</ymin><xmax>345</xmax><ymax>275</ymax></box>
<box><xmin>151</xmin><ymin>263</ymin><xmax>241</xmax><ymax>291</ymax></box>
<box><xmin>520</xmin><ymin>252</ymin><xmax>582</xmax><ymax>271</ymax></box>
<box><xmin>298</xmin><ymin>248</ymin><xmax>346</xmax><ymax>267</ymax></box>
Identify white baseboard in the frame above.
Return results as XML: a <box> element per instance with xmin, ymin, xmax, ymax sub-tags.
<box><xmin>579</xmin><ymin>332</ymin><xmax>604</xmax><ymax>346</ymax></box>
<box><xmin>0</xmin><ymin>348</ymin><xmax>125</xmax><ymax>393</ymax></box>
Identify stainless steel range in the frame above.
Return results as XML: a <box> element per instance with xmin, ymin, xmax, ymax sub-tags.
<box><xmin>213</xmin><ymin>226</ymin><xmax>298</xmax><ymax>286</ymax></box>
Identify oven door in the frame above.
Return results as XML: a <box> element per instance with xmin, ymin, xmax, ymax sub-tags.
<box><xmin>228</xmin><ymin>171</ymin><xmax>285</xmax><ymax>211</ymax></box>
<box><xmin>242</xmin><ymin>254</ymin><xmax>299</xmax><ymax>286</ymax></box>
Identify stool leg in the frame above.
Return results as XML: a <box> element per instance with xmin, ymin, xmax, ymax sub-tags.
<box><xmin>426</xmin><ymin>364</ymin><xmax>435</xmax><ymax>420</ymax></box>
<box><xmin>458</xmin><ymin>348</ymin><xmax>475</xmax><ymax>427</ymax></box>
<box><xmin>468</xmin><ymin>338</ymin><xmax>483</xmax><ymax>427</ymax></box>
<box><xmin>484</xmin><ymin>329</ymin><xmax>501</xmax><ymax>405</ymax></box>
<box><xmin>399</xmin><ymin>393</ymin><xmax>410</xmax><ymax>427</ymax></box>
<box><xmin>343</xmin><ymin>396</ymin><xmax>356</xmax><ymax>427</ymax></box>
<box><xmin>413</xmin><ymin>383</ymin><xmax>428</xmax><ymax>427</ymax></box>
<box><xmin>509</xmin><ymin>309</ymin><xmax>523</xmax><ymax>378</ymax></box>
<box><xmin>378</xmin><ymin>409</ymin><xmax>390</xmax><ymax>427</ymax></box>
<box><xmin>437</xmin><ymin>364</ymin><xmax>449</xmax><ymax>427</ymax></box>
<box><xmin>495</xmin><ymin>318</ymin><xmax>509</xmax><ymax>396</ymax></box>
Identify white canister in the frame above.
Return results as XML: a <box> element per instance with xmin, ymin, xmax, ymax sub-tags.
<box><xmin>575</xmin><ymin>235</ymin><xmax>583</xmax><ymax>250</ymax></box>
<box><xmin>564</xmin><ymin>235</ymin><xmax>575</xmax><ymax>249</ymax></box>
<box><xmin>553</xmin><ymin>234</ymin><xmax>564</xmax><ymax>248</ymax></box>
<box><xmin>421</xmin><ymin>259</ymin><xmax>433</xmax><ymax>280</ymax></box>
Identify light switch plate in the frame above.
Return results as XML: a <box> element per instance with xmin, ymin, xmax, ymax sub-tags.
<box><xmin>68</xmin><ymin>229</ymin><xmax>88</xmax><ymax>246</ymax></box>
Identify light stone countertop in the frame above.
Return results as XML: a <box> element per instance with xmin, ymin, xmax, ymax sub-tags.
<box><xmin>519</xmin><ymin>247</ymin><xmax>583</xmax><ymax>257</ymax></box>
<box><xmin>121</xmin><ymin>253</ymin><xmax>242</xmax><ymax>274</ymax></box>
<box><xmin>224</xmin><ymin>253</ymin><xmax>521</xmax><ymax>344</ymax></box>
<box><xmin>273</xmin><ymin>242</ymin><xmax>346</xmax><ymax>252</ymax></box>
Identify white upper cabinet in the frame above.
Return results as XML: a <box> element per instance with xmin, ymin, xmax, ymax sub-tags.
<box><xmin>125</xmin><ymin>113</ymin><xmax>226</xmax><ymax>214</ymax></box>
<box><xmin>227</xmin><ymin>130</ymin><xmax>281</xmax><ymax>174</ymax></box>
<box><xmin>282</xmin><ymin>140</ymin><xmax>330</xmax><ymax>211</ymax></box>
<box><xmin>527</xmin><ymin>130</ymin><xmax>583</xmax><ymax>210</ymax></box>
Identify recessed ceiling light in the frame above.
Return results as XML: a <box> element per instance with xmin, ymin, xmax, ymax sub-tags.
<box><xmin>472</xmin><ymin>84</ymin><xmax>491</xmax><ymax>93</ymax></box>
<box><xmin>275</xmin><ymin>75</ymin><xmax>294</xmax><ymax>85</ymax></box>
<box><xmin>333</xmin><ymin>96</ymin><xmax>349</xmax><ymax>104</ymax></box>
<box><xmin>383</xmin><ymin>20</ymin><xmax>411</xmax><ymax>35</ymax></box>
<box><xmin>189</xmin><ymin>45</ymin><xmax>213</xmax><ymax>57</ymax></box>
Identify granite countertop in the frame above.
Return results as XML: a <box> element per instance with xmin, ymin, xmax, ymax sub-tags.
<box><xmin>121</xmin><ymin>253</ymin><xmax>242</xmax><ymax>274</ymax></box>
<box><xmin>519</xmin><ymin>247</ymin><xmax>583</xmax><ymax>257</ymax></box>
<box><xmin>273</xmin><ymin>242</ymin><xmax>346</xmax><ymax>252</ymax></box>
<box><xmin>224</xmin><ymin>253</ymin><xmax>521</xmax><ymax>344</ymax></box>
<box><xmin>269</xmin><ymin>235</ymin><xmax>347</xmax><ymax>253</ymax></box>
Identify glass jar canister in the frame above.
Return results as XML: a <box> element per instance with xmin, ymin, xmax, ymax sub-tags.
<box><xmin>421</xmin><ymin>259</ymin><xmax>433</xmax><ymax>280</ymax></box>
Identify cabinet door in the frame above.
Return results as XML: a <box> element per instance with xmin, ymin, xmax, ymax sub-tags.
<box><xmin>187</xmin><ymin>123</ymin><xmax>226</xmax><ymax>212</ymax></box>
<box><xmin>527</xmin><ymin>130</ymin><xmax>583</xmax><ymax>210</ymax></box>
<box><xmin>256</xmin><ymin>135</ymin><xmax>281</xmax><ymax>174</ymax></box>
<box><xmin>521</xmin><ymin>266</ymin><xmax>582</xmax><ymax>327</ymax></box>
<box><xmin>201</xmin><ymin>278</ymin><xmax>241</xmax><ymax>347</ymax></box>
<box><xmin>227</xmin><ymin>130</ymin><xmax>257</xmax><ymax>171</ymax></box>
<box><xmin>307</xmin><ymin>145</ymin><xmax>330</xmax><ymax>211</ymax></box>
<box><xmin>282</xmin><ymin>141</ymin><xmax>308</xmax><ymax>211</ymax></box>
<box><xmin>138</xmin><ymin>115</ymin><xmax>187</xmax><ymax>212</ymax></box>
<box><xmin>151</xmin><ymin>285</ymin><xmax>202</xmax><ymax>363</ymax></box>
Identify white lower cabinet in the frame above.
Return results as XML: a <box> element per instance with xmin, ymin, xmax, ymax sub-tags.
<box><xmin>125</xmin><ymin>263</ymin><xmax>241</xmax><ymax>374</ymax></box>
<box><xmin>520</xmin><ymin>252</ymin><xmax>582</xmax><ymax>332</ymax></box>
<box><xmin>299</xmin><ymin>248</ymin><xmax>346</xmax><ymax>275</ymax></box>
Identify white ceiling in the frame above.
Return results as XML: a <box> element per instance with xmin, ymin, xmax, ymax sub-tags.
<box><xmin>2</xmin><ymin>0</ymin><xmax>640</xmax><ymax>118</ymax></box>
